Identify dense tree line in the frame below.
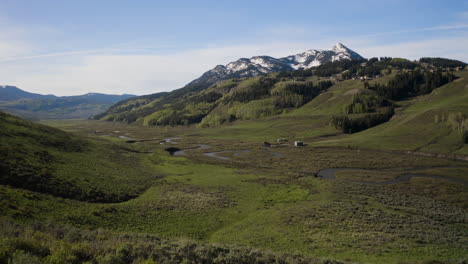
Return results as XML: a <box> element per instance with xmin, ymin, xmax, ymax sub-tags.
<box><xmin>369</xmin><ymin>69</ymin><xmax>456</xmax><ymax>100</ymax></box>
<box><xmin>419</xmin><ymin>57</ymin><xmax>467</xmax><ymax>68</ymax></box>
<box><xmin>312</xmin><ymin>59</ymin><xmax>367</xmax><ymax>77</ymax></box>
<box><xmin>190</xmin><ymin>91</ymin><xmax>223</xmax><ymax>104</ymax></box>
<box><xmin>277</xmin><ymin>57</ymin><xmax>421</xmax><ymax>79</ymax></box>
<box><xmin>228</xmin><ymin>77</ymin><xmax>277</xmax><ymax>102</ymax></box>
<box><xmin>348</xmin><ymin>57</ymin><xmax>418</xmax><ymax>78</ymax></box>
<box><xmin>374</xmin><ymin>57</ymin><xmax>418</xmax><ymax>70</ymax></box>
<box><xmin>271</xmin><ymin>80</ymin><xmax>333</xmax><ymax>99</ymax></box>
<box><xmin>344</xmin><ymin>93</ymin><xmax>391</xmax><ymax>114</ymax></box>
<box><xmin>331</xmin><ymin>106</ymin><xmax>394</xmax><ymax>133</ymax></box>
<box><xmin>145</xmin><ymin>109</ymin><xmax>209</xmax><ymax>126</ymax></box>
<box><xmin>270</xmin><ymin>80</ymin><xmax>333</xmax><ymax>108</ymax></box>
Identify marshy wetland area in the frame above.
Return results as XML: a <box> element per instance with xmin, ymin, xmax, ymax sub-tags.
<box><xmin>2</xmin><ymin>118</ymin><xmax>464</xmax><ymax>264</ymax></box>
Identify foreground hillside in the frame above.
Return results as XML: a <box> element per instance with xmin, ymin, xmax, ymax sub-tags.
<box><xmin>1</xmin><ymin>112</ymin><xmax>344</xmax><ymax>263</ymax></box>
<box><xmin>0</xmin><ymin>111</ymin><xmax>155</xmax><ymax>202</ymax></box>
<box><xmin>1</xmin><ymin>113</ymin><xmax>467</xmax><ymax>263</ymax></box>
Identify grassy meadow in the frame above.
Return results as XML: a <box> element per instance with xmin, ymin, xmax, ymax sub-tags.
<box><xmin>1</xmin><ymin>70</ymin><xmax>467</xmax><ymax>264</ymax></box>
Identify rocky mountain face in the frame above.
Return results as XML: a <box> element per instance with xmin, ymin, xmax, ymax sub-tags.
<box><xmin>186</xmin><ymin>43</ymin><xmax>363</xmax><ymax>89</ymax></box>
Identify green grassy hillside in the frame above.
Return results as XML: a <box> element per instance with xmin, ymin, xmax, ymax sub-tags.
<box><xmin>0</xmin><ymin>111</ymin><xmax>156</xmax><ymax>202</ymax></box>
<box><xmin>313</xmin><ymin>71</ymin><xmax>468</xmax><ymax>155</ymax></box>
<box><xmin>195</xmin><ymin>70</ymin><xmax>468</xmax><ymax>156</ymax></box>
<box><xmin>97</xmin><ymin>58</ymin><xmax>464</xmax><ymax>153</ymax></box>
<box><xmin>1</xmin><ymin>114</ymin><xmax>467</xmax><ymax>263</ymax></box>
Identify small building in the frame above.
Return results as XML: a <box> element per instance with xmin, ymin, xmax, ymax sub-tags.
<box><xmin>294</xmin><ymin>141</ymin><xmax>304</xmax><ymax>147</ymax></box>
<box><xmin>276</xmin><ymin>138</ymin><xmax>287</xmax><ymax>142</ymax></box>
<box><xmin>263</xmin><ymin>142</ymin><xmax>271</xmax><ymax>148</ymax></box>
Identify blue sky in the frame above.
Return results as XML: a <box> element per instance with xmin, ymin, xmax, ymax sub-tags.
<box><xmin>0</xmin><ymin>0</ymin><xmax>467</xmax><ymax>95</ymax></box>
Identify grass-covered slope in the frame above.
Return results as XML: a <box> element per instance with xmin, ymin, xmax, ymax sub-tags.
<box><xmin>196</xmin><ymin>73</ymin><xmax>398</xmax><ymax>141</ymax></box>
<box><xmin>93</xmin><ymin>92</ymin><xmax>168</xmax><ymax>122</ymax></box>
<box><xmin>1</xmin><ymin>118</ymin><xmax>467</xmax><ymax>263</ymax></box>
<box><xmin>95</xmin><ymin>58</ymin><xmax>370</xmax><ymax>126</ymax></box>
<box><xmin>196</xmin><ymin>69</ymin><xmax>467</xmax><ymax>156</ymax></box>
<box><xmin>97</xmin><ymin>75</ymin><xmax>334</xmax><ymax>127</ymax></box>
<box><xmin>315</xmin><ymin>71</ymin><xmax>468</xmax><ymax>155</ymax></box>
<box><xmin>0</xmin><ymin>111</ymin><xmax>156</xmax><ymax>202</ymax></box>
<box><xmin>97</xmin><ymin>57</ymin><xmax>462</xmax><ymax>133</ymax></box>
<box><xmin>1</xmin><ymin>218</ymin><xmax>335</xmax><ymax>264</ymax></box>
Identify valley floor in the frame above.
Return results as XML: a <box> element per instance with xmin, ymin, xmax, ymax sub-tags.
<box><xmin>1</xmin><ymin>119</ymin><xmax>465</xmax><ymax>264</ymax></box>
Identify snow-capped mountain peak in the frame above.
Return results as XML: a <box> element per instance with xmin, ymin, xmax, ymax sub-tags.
<box><xmin>332</xmin><ymin>42</ymin><xmax>348</xmax><ymax>52</ymax></box>
<box><xmin>187</xmin><ymin>43</ymin><xmax>364</xmax><ymax>88</ymax></box>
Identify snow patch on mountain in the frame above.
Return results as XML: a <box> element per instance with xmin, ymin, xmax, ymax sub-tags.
<box><xmin>187</xmin><ymin>43</ymin><xmax>364</xmax><ymax>88</ymax></box>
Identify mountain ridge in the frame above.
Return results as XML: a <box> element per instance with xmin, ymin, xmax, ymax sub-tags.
<box><xmin>186</xmin><ymin>43</ymin><xmax>363</xmax><ymax>89</ymax></box>
<box><xmin>0</xmin><ymin>85</ymin><xmax>135</xmax><ymax>101</ymax></box>
<box><xmin>0</xmin><ymin>86</ymin><xmax>136</xmax><ymax>120</ymax></box>
<box><xmin>96</xmin><ymin>55</ymin><xmax>466</xmax><ymax>128</ymax></box>
<box><xmin>96</xmin><ymin>43</ymin><xmax>364</xmax><ymax>123</ymax></box>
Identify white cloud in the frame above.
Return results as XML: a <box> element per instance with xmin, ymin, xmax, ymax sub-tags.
<box><xmin>2</xmin><ymin>35</ymin><xmax>468</xmax><ymax>97</ymax></box>
<box><xmin>1</xmin><ymin>12</ymin><xmax>468</xmax><ymax>96</ymax></box>
<box><xmin>0</xmin><ymin>20</ymin><xmax>34</xmax><ymax>58</ymax></box>
<box><xmin>0</xmin><ymin>42</ymin><xmax>325</xmax><ymax>96</ymax></box>
<box><xmin>356</xmin><ymin>36</ymin><xmax>468</xmax><ymax>62</ymax></box>
<box><xmin>0</xmin><ymin>42</ymin><xmax>30</xmax><ymax>58</ymax></box>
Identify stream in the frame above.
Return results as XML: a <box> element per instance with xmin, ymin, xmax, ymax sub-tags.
<box><xmin>164</xmin><ymin>138</ymin><xmax>283</xmax><ymax>160</ymax></box>
<box><xmin>163</xmin><ymin>138</ymin><xmax>467</xmax><ymax>185</ymax></box>
<box><xmin>317</xmin><ymin>167</ymin><xmax>467</xmax><ymax>185</ymax></box>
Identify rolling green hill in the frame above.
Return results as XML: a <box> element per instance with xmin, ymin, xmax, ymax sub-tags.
<box><xmin>97</xmin><ymin>57</ymin><xmax>465</xmax><ymax>137</ymax></box>
<box><xmin>0</xmin><ymin>111</ymin><xmax>156</xmax><ymax>203</ymax></box>
<box><xmin>315</xmin><ymin>71</ymin><xmax>468</xmax><ymax>155</ymax></box>
<box><xmin>195</xmin><ymin>71</ymin><xmax>468</xmax><ymax>156</ymax></box>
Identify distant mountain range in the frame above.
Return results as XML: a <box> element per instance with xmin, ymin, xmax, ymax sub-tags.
<box><xmin>95</xmin><ymin>43</ymin><xmax>364</xmax><ymax>123</ymax></box>
<box><xmin>187</xmin><ymin>43</ymin><xmax>363</xmax><ymax>90</ymax></box>
<box><xmin>0</xmin><ymin>85</ymin><xmax>135</xmax><ymax>120</ymax></box>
